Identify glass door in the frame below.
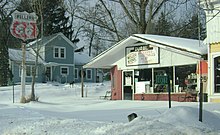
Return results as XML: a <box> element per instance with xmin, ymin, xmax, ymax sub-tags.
<box><xmin>123</xmin><ymin>71</ymin><xmax>134</xmax><ymax>100</ymax></box>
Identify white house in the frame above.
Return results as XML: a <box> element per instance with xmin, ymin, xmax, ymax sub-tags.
<box><xmin>201</xmin><ymin>0</ymin><xmax>220</xmax><ymax>102</ymax></box>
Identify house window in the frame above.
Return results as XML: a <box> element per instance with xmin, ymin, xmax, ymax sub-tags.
<box><xmin>74</xmin><ymin>68</ymin><xmax>78</xmax><ymax>79</ymax></box>
<box><xmin>19</xmin><ymin>65</ymin><xmax>37</xmax><ymax>77</ymax></box>
<box><xmin>60</xmin><ymin>48</ymin><xmax>65</xmax><ymax>58</ymax></box>
<box><xmin>54</xmin><ymin>48</ymin><xmax>59</xmax><ymax>58</ymax></box>
<box><xmin>86</xmin><ymin>69</ymin><xmax>92</xmax><ymax>80</ymax></box>
<box><xmin>54</xmin><ymin>47</ymin><xmax>66</xmax><ymax>59</ymax></box>
<box><xmin>60</xmin><ymin>67</ymin><xmax>69</xmax><ymax>76</ymax></box>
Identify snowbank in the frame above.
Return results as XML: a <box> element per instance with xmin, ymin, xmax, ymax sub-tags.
<box><xmin>0</xmin><ymin>82</ymin><xmax>220</xmax><ymax>135</ymax></box>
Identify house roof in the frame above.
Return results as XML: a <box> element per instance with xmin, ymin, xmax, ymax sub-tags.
<box><xmin>74</xmin><ymin>52</ymin><xmax>92</xmax><ymax>65</ymax></box>
<box><xmin>83</xmin><ymin>34</ymin><xmax>207</xmax><ymax>69</ymax></box>
<box><xmin>8</xmin><ymin>48</ymin><xmax>45</xmax><ymax>64</ymax></box>
<box><xmin>27</xmin><ymin>32</ymin><xmax>77</xmax><ymax>49</ymax></box>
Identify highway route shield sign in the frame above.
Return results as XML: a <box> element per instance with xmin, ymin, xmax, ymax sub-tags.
<box><xmin>10</xmin><ymin>10</ymin><xmax>38</xmax><ymax>41</ymax></box>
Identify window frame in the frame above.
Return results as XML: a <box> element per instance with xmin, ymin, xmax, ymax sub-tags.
<box><xmin>54</xmin><ymin>46</ymin><xmax>66</xmax><ymax>59</ymax></box>
<box><xmin>60</xmin><ymin>66</ymin><xmax>69</xmax><ymax>76</ymax></box>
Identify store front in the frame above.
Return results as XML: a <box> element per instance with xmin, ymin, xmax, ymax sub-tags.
<box><xmin>84</xmin><ymin>34</ymin><xmax>207</xmax><ymax>102</ymax></box>
<box><xmin>122</xmin><ymin>64</ymin><xmax>198</xmax><ymax>101</ymax></box>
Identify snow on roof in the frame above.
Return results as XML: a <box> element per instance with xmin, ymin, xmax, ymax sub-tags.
<box><xmin>74</xmin><ymin>52</ymin><xmax>92</xmax><ymax>65</ymax></box>
<box><xmin>8</xmin><ymin>48</ymin><xmax>45</xmax><ymax>64</ymax></box>
<box><xmin>27</xmin><ymin>32</ymin><xmax>77</xmax><ymax>49</ymax></box>
<box><xmin>84</xmin><ymin>34</ymin><xmax>207</xmax><ymax>69</ymax></box>
<box><xmin>133</xmin><ymin>34</ymin><xmax>207</xmax><ymax>55</ymax></box>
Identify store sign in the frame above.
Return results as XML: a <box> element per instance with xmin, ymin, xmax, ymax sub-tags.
<box><xmin>10</xmin><ymin>10</ymin><xmax>38</xmax><ymax>41</ymax></box>
<box><xmin>126</xmin><ymin>45</ymin><xmax>159</xmax><ymax>66</ymax></box>
<box><xmin>156</xmin><ymin>75</ymin><xmax>168</xmax><ymax>85</ymax></box>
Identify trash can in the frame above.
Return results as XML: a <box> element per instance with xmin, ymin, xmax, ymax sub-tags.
<box><xmin>203</xmin><ymin>93</ymin><xmax>208</xmax><ymax>102</ymax></box>
<box><xmin>127</xmin><ymin>113</ymin><xmax>137</xmax><ymax>122</ymax></box>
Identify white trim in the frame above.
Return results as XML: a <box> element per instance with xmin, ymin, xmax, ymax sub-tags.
<box><xmin>53</xmin><ymin>46</ymin><xmax>66</xmax><ymax>59</ymax></box>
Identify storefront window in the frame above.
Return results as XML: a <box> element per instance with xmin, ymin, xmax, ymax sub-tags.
<box><xmin>175</xmin><ymin>64</ymin><xmax>197</xmax><ymax>92</ymax></box>
<box><xmin>214</xmin><ymin>57</ymin><xmax>220</xmax><ymax>93</ymax></box>
<box><xmin>135</xmin><ymin>69</ymin><xmax>152</xmax><ymax>82</ymax></box>
<box><xmin>154</xmin><ymin>67</ymin><xmax>173</xmax><ymax>93</ymax></box>
<box><xmin>133</xmin><ymin>65</ymin><xmax>197</xmax><ymax>94</ymax></box>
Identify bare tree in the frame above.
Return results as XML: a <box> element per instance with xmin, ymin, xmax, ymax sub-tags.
<box><xmin>64</xmin><ymin>0</ymin><xmax>195</xmax><ymax>57</ymax></box>
<box><xmin>29</xmin><ymin>0</ymin><xmax>45</xmax><ymax>101</ymax></box>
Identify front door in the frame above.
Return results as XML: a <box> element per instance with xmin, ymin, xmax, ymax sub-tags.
<box><xmin>45</xmin><ymin>67</ymin><xmax>52</xmax><ymax>81</ymax></box>
<box><xmin>123</xmin><ymin>71</ymin><xmax>134</xmax><ymax>100</ymax></box>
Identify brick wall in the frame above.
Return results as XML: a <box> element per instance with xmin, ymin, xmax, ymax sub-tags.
<box><xmin>111</xmin><ymin>65</ymin><xmax>122</xmax><ymax>100</ymax></box>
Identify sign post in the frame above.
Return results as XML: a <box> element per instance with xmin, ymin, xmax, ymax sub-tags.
<box><xmin>156</xmin><ymin>74</ymin><xmax>171</xmax><ymax>108</ymax></box>
<box><xmin>10</xmin><ymin>10</ymin><xmax>38</xmax><ymax>103</ymax></box>
<box><xmin>20</xmin><ymin>42</ymin><xmax>26</xmax><ymax>103</ymax></box>
<box><xmin>199</xmin><ymin>61</ymin><xmax>203</xmax><ymax>122</ymax></box>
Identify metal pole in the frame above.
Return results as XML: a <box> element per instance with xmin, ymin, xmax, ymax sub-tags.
<box><xmin>20</xmin><ymin>42</ymin><xmax>26</xmax><ymax>103</ymax></box>
<box><xmin>168</xmin><ymin>74</ymin><xmax>171</xmax><ymax>108</ymax></box>
<box><xmin>81</xmin><ymin>68</ymin><xmax>84</xmax><ymax>97</ymax></box>
<box><xmin>199</xmin><ymin>80</ymin><xmax>203</xmax><ymax>122</ymax></box>
<box><xmin>12</xmin><ymin>81</ymin><xmax>14</xmax><ymax>103</ymax></box>
<box><xmin>197</xmin><ymin>0</ymin><xmax>203</xmax><ymax>122</ymax></box>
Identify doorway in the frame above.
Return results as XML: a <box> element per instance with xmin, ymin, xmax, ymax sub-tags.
<box><xmin>45</xmin><ymin>67</ymin><xmax>52</xmax><ymax>81</ymax></box>
<box><xmin>123</xmin><ymin>71</ymin><xmax>134</xmax><ymax>100</ymax></box>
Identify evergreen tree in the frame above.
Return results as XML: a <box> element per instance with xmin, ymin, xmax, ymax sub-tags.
<box><xmin>0</xmin><ymin>15</ymin><xmax>12</xmax><ymax>86</ymax></box>
<box><xmin>43</xmin><ymin>0</ymin><xmax>73</xmax><ymax>39</ymax></box>
<box><xmin>0</xmin><ymin>34</ymin><xmax>10</xmax><ymax>86</ymax></box>
<box><xmin>16</xmin><ymin>0</ymin><xmax>33</xmax><ymax>13</ymax></box>
<box><xmin>0</xmin><ymin>1</ymin><xmax>21</xmax><ymax>86</ymax></box>
<box><xmin>177</xmin><ymin>14</ymin><xmax>206</xmax><ymax>40</ymax></box>
<box><xmin>154</xmin><ymin>12</ymin><xmax>172</xmax><ymax>36</ymax></box>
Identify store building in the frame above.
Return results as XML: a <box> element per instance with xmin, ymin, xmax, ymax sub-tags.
<box><xmin>84</xmin><ymin>34</ymin><xmax>207</xmax><ymax>101</ymax></box>
<box><xmin>201</xmin><ymin>0</ymin><xmax>220</xmax><ymax>102</ymax></box>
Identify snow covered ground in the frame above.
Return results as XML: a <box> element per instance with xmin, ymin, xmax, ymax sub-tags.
<box><xmin>0</xmin><ymin>81</ymin><xmax>220</xmax><ymax>135</ymax></box>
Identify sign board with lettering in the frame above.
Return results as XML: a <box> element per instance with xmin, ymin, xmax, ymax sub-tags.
<box><xmin>126</xmin><ymin>45</ymin><xmax>159</xmax><ymax>66</ymax></box>
<box><xmin>10</xmin><ymin>10</ymin><xmax>38</xmax><ymax>41</ymax></box>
